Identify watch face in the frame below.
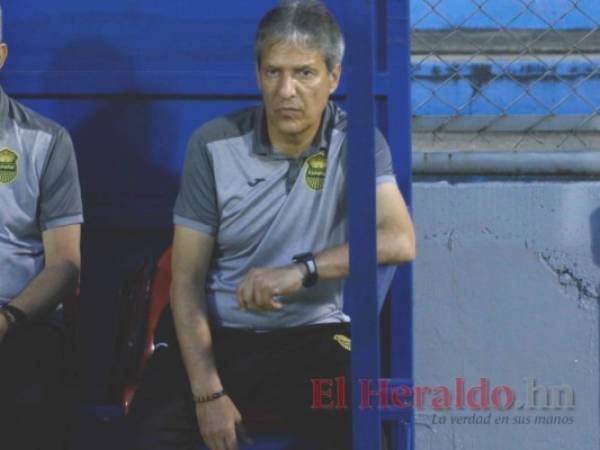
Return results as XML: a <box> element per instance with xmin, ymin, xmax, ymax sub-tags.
<box><xmin>292</xmin><ymin>253</ymin><xmax>318</xmax><ymax>287</ymax></box>
<box><xmin>305</xmin><ymin>259</ymin><xmax>317</xmax><ymax>275</ymax></box>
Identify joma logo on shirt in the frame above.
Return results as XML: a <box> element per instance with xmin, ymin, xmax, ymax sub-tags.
<box><xmin>0</xmin><ymin>148</ymin><xmax>18</xmax><ymax>184</ymax></box>
<box><xmin>248</xmin><ymin>178</ymin><xmax>266</xmax><ymax>187</ymax></box>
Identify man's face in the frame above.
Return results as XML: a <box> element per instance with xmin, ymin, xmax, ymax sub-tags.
<box><xmin>256</xmin><ymin>41</ymin><xmax>341</xmax><ymax>145</ymax></box>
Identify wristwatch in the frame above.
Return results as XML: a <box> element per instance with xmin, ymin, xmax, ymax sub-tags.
<box><xmin>292</xmin><ymin>252</ymin><xmax>319</xmax><ymax>287</ymax></box>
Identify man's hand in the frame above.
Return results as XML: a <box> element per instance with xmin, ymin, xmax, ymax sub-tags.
<box><xmin>196</xmin><ymin>395</ymin><xmax>242</xmax><ymax>450</ymax></box>
<box><xmin>237</xmin><ymin>265</ymin><xmax>305</xmax><ymax>311</ymax></box>
<box><xmin>0</xmin><ymin>313</ymin><xmax>8</xmax><ymax>344</ymax></box>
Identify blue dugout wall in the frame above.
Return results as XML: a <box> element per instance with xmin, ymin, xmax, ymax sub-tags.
<box><xmin>0</xmin><ymin>1</ymin><xmax>413</xmax><ymax>448</ymax></box>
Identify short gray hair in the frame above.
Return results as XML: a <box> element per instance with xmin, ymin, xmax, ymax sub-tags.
<box><xmin>255</xmin><ymin>0</ymin><xmax>345</xmax><ymax>72</ymax></box>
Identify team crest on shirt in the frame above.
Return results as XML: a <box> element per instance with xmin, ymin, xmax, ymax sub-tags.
<box><xmin>333</xmin><ymin>334</ymin><xmax>351</xmax><ymax>351</ymax></box>
<box><xmin>0</xmin><ymin>148</ymin><xmax>18</xmax><ymax>184</ymax></box>
<box><xmin>304</xmin><ymin>151</ymin><xmax>326</xmax><ymax>191</ymax></box>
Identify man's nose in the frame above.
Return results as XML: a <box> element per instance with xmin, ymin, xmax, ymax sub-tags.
<box><xmin>278</xmin><ymin>73</ymin><xmax>296</xmax><ymax>98</ymax></box>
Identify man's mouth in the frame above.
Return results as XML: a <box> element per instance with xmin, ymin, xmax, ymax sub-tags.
<box><xmin>276</xmin><ymin>107</ymin><xmax>302</xmax><ymax>113</ymax></box>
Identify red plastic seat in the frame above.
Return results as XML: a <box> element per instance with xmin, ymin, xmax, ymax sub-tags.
<box><xmin>122</xmin><ymin>247</ymin><xmax>173</xmax><ymax>413</ymax></box>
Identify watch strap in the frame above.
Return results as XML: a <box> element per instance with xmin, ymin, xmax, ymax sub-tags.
<box><xmin>292</xmin><ymin>252</ymin><xmax>319</xmax><ymax>287</ymax></box>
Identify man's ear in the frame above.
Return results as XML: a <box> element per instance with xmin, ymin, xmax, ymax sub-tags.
<box><xmin>329</xmin><ymin>64</ymin><xmax>342</xmax><ymax>94</ymax></box>
<box><xmin>0</xmin><ymin>44</ymin><xmax>9</xmax><ymax>70</ymax></box>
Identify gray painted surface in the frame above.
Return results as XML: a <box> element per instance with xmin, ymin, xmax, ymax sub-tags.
<box><xmin>413</xmin><ymin>131</ymin><xmax>600</xmax><ymax>153</ymax></box>
<box><xmin>414</xmin><ymin>151</ymin><xmax>600</xmax><ymax>175</ymax></box>
<box><xmin>412</xmin><ymin>29</ymin><xmax>600</xmax><ymax>54</ymax></box>
<box><xmin>413</xmin><ymin>180</ymin><xmax>600</xmax><ymax>450</ymax></box>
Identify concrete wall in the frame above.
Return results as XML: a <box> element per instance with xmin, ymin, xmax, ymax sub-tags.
<box><xmin>413</xmin><ymin>177</ymin><xmax>600</xmax><ymax>450</ymax></box>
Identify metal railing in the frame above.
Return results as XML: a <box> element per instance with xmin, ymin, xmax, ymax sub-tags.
<box><xmin>411</xmin><ymin>0</ymin><xmax>600</xmax><ymax>151</ymax></box>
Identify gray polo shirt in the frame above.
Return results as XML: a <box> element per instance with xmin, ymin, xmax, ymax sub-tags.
<box><xmin>174</xmin><ymin>101</ymin><xmax>395</xmax><ymax>330</ymax></box>
<box><xmin>0</xmin><ymin>88</ymin><xmax>83</xmax><ymax>306</ymax></box>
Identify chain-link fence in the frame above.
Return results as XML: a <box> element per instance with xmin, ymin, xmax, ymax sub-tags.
<box><xmin>411</xmin><ymin>0</ymin><xmax>600</xmax><ymax>151</ymax></box>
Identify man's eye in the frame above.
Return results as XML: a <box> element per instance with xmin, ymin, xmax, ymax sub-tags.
<box><xmin>300</xmin><ymin>70</ymin><xmax>314</xmax><ymax>77</ymax></box>
<box><xmin>266</xmin><ymin>69</ymin><xmax>279</xmax><ymax>77</ymax></box>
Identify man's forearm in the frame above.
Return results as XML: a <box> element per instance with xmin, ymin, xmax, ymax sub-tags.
<box><xmin>171</xmin><ymin>280</ymin><xmax>223</xmax><ymax>398</ymax></box>
<box><xmin>8</xmin><ymin>261</ymin><xmax>79</xmax><ymax>319</ymax></box>
<box><xmin>314</xmin><ymin>228</ymin><xmax>416</xmax><ymax>281</ymax></box>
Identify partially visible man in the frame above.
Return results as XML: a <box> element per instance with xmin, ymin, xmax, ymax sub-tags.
<box><xmin>128</xmin><ymin>1</ymin><xmax>415</xmax><ymax>449</ymax></box>
<box><xmin>0</xmin><ymin>6</ymin><xmax>83</xmax><ymax>450</ymax></box>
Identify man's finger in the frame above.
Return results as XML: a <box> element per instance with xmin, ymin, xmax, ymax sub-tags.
<box><xmin>251</xmin><ymin>277</ymin><xmax>263</xmax><ymax>309</ymax></box>
<box><xmin>256</xmin><ymin>277</ymin><xmax>284</xmax><ymax>311</ymax></box>
<box><xmin>254</xmin><ymin>277</ymin><xmax>273</xmax><ymax>310</ymax></box>
<box><xmin>269</xmin><ymin>297</ymin><xmax>283</xmax><ymax>310</ymax></box>
<box><xmin>203</xmin><ymin>435</ymin><xmax>218</xmax><ymax>450</ymax></box>
<box><xmin>224</xmin><ymin>432</ymin><xmax>239</xmax><ymax>450</ymax></box>
<box><xmin>239</xmin><ymin>276</ymin><xmax>255</xmax><ymax>310</ymax></box>
<box><xmin>251</xmin><ymin>275</ymin><xmax>275</xmax><ymax>311</ymax></box>
<box><xmin>236</xmin><ymin>423</ymin><xmax>254</xmax><ymax>445</ymax></box>
<box><xmin>236</xmin><ymin>290</ymin><xmax>249</xmax><ymax>310</ymax></box>
<box><xmin>236</xmin><ymin>282</ymin><xmax>245</xmax><ymax>309</ymax></box>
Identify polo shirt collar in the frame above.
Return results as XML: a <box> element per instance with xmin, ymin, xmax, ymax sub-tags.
<box><xmin>0</xmin><ymin>87</ymin><xmax>8</xmax><ymax>124</ymax></box>
<box><xmin>253</xmin><ymin>101</ymin><xmax>335</xmax><ymax>158</ymax></box>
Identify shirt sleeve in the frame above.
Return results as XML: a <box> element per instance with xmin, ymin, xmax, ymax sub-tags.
<box><xmin>39</xmin><ymin>127</ymin><xmax>84</xmax><ymax>231</ymax></box>
<box><xmin>375</xmin><ymin>128</ymin><xmax>397</xmax><ymax>185</ymax></box>
<box><xmin>173</xmin><ymin>129</ymin><xmax>219</xmax><ymax>236</ymax></box>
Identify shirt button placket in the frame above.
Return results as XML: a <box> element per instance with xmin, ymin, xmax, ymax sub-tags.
<box><xmin>286</xmin><ymin>160</ymin><xmax>303</xmax><ymax>194</ymax></box>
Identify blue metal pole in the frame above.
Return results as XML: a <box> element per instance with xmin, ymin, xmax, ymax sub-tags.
<box><xmin>387</xmin><ymin>0</ymin><xmax>414</xmax><ymax>449</ymax></box>
<box><xmin>346</xmin><ymin>0</ymin><xmax>382</xmax><ymax>448</ymax></box>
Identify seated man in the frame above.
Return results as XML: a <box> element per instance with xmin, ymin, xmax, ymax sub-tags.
<box><xmin>0</xmin><ymin>7</ymin><xmax>83</xmax><ymax>450</ymax></box>
<box><xmin>128</xmin><ymin>1</ymin><xmax>415</xmax><ymax>449</ymax></box>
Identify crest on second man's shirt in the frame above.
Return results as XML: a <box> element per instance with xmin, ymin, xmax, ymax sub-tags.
<box><xmin>0</xmin><ymin>148</ymin><xmax>18</xmax><ymax>184</ymax></box>
<box><xmin>304</xmin><ymin>151</ymin><xmax>327</xmax><ymax>191</ymax></box>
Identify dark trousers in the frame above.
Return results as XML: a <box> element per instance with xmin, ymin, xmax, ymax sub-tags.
<box><xmin>0</xmin><ymin>323</ymin><xmax>68</xmax><ymax>450</ymax></box>
<box><xmin>127</xmin><ymin>321</ymin><xmax>353</xmax><ymax>450</ymax></box>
